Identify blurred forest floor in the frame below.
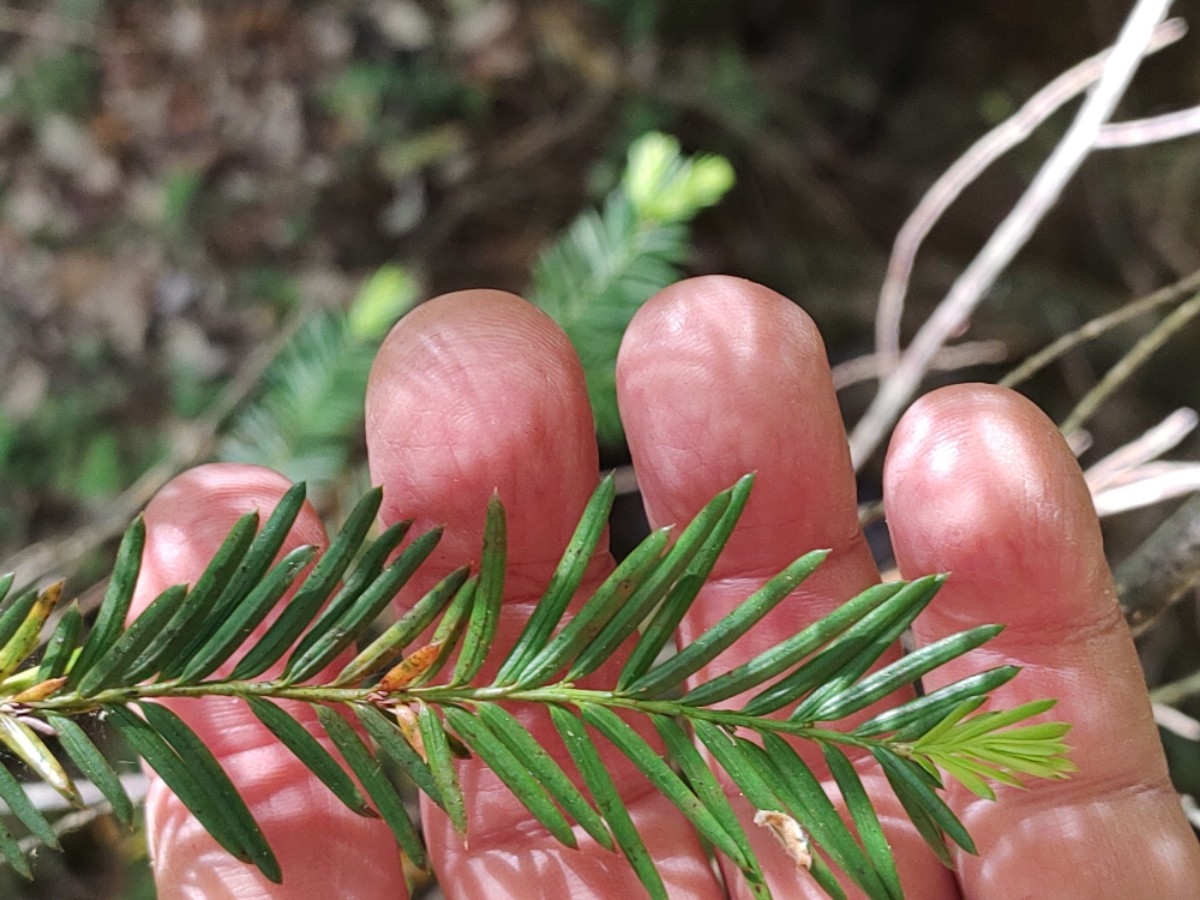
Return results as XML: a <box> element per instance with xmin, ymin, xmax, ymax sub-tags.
<box><xmin>1</xmin><ymin>1</ymin><xmax>1200</xmax><ymax>896</ymax></box>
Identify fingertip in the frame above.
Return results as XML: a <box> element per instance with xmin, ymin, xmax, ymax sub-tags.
<box><xmin>618</xmin><ymin>275</ymin><xmax>864</xmax><ymax>577</ymax></box>
<box><xmin>365</xmin><ymin>290</ymin><xmax>601</xmax><ymax>593</ymax></box>
<box><xmin>134</xmin><ymin>462</ymin><xmax>331</xmax><ymax>753</ymax></box>
<box><xmin>622</xmin><ymin>275</ymin><xmax>827</xmax><ymax>367</ymax></box>
<box><xmin>884</xmin><ymin>384</ymin><xmax>1110</xmax><ymax>628</ymax></box>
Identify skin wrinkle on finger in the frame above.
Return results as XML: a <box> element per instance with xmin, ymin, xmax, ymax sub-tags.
<box><xmin>367</xmin><ymin>290</ymin><xmax>725</xmax><ymax>897</ymax></box>
<box><xmin>134</xmin><ymin>464</ymin><xmax>407</xmax><ymax>900</ymax></box>
<box><xmin>885</xmin><ymin>384</ymin><xmax>1200</xmax><ymax>898</ymax></box>
<box><xmin>442</xmin><ymin>793</ymin><xmax>722</xmax><ymax>899</ymax></box>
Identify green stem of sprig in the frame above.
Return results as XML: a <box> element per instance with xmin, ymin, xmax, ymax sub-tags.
<box><xmin>26</xmin><ymin>679</ymin><xmax>884</xmax><ymax>756</ymax></box>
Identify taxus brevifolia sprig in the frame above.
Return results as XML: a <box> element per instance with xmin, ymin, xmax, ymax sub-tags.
<box><xmin>0</xmin><ymin>475</ymin><xmax>1073</xmax><ymax>898</ymax></box>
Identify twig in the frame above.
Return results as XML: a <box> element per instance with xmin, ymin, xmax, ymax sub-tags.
<box><xmin>1152</xmin><ymin>664</ymin><xmax>1200</xmax><ymax>707</ymax></box>
<box><xmin>1117</xmin><ymin>492</ymin><xmax>1200</xmax><ymax>637</ymax></box>
<box><xmin>849</xmin><ymin>0</ymin><xmax>1177</xmax><ymax>470</ymax></box>
<box><xmin>3</xmin><ymin>773</ymin><xmax>150</xmax><ymax>818</ymax></box>
<box><xmin>872</xmin><ymin>17</ymin><xmax>1186</xmax><ymax>370</ymax></box>
<box><xmin>1152</xmin><ymin>703</ymin><xmax>1200</xmax><ymax>741</ymax></box>
<box><xmin>831</xmin><ymin>340</ymin><xmax>1007</xmax><ymax>391</ymax></box>
<box><xmin>857</xmin><ymin>499</ymin><xmax>885</xmax><ymax>529</ymax></box>
<box><xmin>404</xmin><ymin>89</ymin><xmax>614</xmax><ymax>264</ymax></box>
<box><xmin>8</xmin><ymin>773</ymin><xmax>150</xmax><ymax>855</ymax></box>
<box><xmin>1085</xmin><ymin>407</ymin><xmax>1197</xmax><ymax>490</ymax></box>
<box><xmin>1060</xmin><ymin>290</ymin><xmax>1200</xmax><ymax>436</ymax></box>
<box><xmin>611</xmin><ymin>464</ymin><xmax>639</xmax><ymax>497</ymax></box>
<box><xmin>1097</xmin><ymin>102</ymin><xmax>1200</xmax><ymax>149</ymax></box>
<box><xmin>648</xmin><ymin>77</ymin><xmax>872</xmax><ymax>247</ymax></box>
<box><xmin>1083</xmin><ymin>408</ymin><xmax>1199</xmax><ymax>516</ymax></box>
<box><xmin>1182</xmin><ymin>795</ymin><xmax>1200</xmax><ymax>831</ymax></box>
<box><xmin>1092</xmin><ymin>464</ymin><xmax>1200</xmax><ymax>517</ymax></box>
<box><xmin>1000</xmin><ymin>267</ymin><xmax>1200</xmax><ymax>388</ymax></box>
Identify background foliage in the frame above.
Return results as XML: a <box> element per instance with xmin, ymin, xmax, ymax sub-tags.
<box><xmin>0</xmin><ymin>1</ymin><xmax>1199</xmax><ymax>896</ymax></box>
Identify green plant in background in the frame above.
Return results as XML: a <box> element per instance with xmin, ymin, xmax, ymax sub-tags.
<box><xmin>0</xmin><ymin>475</ymin><xmax>1072</xmax><ymax>899</ymax></box>
<box><xmin>0</xmin><ymin>387</ymin><xmax>159</xmax><ymax>520</ymax></box>
<box><xmin>219</xmin><ymin>131</ymin><xmax>733</xmax><ymax>486</ymax></box>
<box><xmin>218</xmin><ymin>265</ymin><xmax>419</xmax><ymax>486</ymax></box>
<box><xmin>532</xmin><ymin>132</ymin><xmax>735</xmax><ymax>447</ymax></box>
<box><xmin>321</xmin><ymin>59</ymin><xmax>483</xmax><ymax>147</ymax></box>
<box><xmin>5</xmin><ymin>49</ymin><xmax>97</xmax><ymax>122</ymax></box>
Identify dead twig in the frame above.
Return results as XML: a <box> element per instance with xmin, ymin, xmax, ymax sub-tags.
<box><xmin>648</xmin><ymin>76</ymin><xmax>872</xmax><ymax>247</ymax></box>
<box><xmin>1093</xmin><ymin>464</ymin><xmax>1200</xmax><ymax>517</ymax></box>
<box><xmin>831</xmin><ymin>340</ymin><xmax>1007</xmax><ymax>391</ymax></box>
<box><xmin>1085</xmin><ymin>407</ymin><xmax>1197</xmax><ymax>495</ymax></box>
<box><xmin>1097</xmin><ymin>102</ymin><xmax>1200</xmax><ymax>149</ymax></box>
<box><xmin>404</xmin><ymin>89</ymin><xmax>615</xmax><ymax>264</ymax></box>
<box><xmin>1085</xmin><ymin>406</ymin><xmax>1200</xmax><ymax>518</ymax></box>
<box><xmin>0</xmin><ymin>307</ymin><xmax>311</xmax><ymax>593</ymax></box>
<box><xmin>9</xmin><ymin>773</ymin><xmax>150</xmax><ymax>855</ymax></box>
<box><xmin>1152</xmin><ymin>666</ymin><xmax>1200</xmax><ymax>708</ymax></box>
<box><xmin>849</xmin><ymin>0</ymin><xmax>1177</xmax><ymax>470</ymax></box>
<box><xmin>871</xmin><ymin>17</ymin><xmax>1186</xmax><ymax>371</ymax></box>
<box><xmin>1000</xmin><ymin>267</ymin><xmax>1200</xmax><ymax>389</ymax></box>
<box><xmin>1060</xmin><ymin>290</ymin><xmax>1200</xmax><ymax>437</ymax></box>
<box><xmin>1152</xmin><ymin>703</ymin><xmax>1200</xmax><ymax>741</ymax></box>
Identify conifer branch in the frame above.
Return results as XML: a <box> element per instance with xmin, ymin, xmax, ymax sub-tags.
<box><xmin>0</xmin><ymin>476</ymin><xmax>1072</xmax><ymax>898</ymax></box>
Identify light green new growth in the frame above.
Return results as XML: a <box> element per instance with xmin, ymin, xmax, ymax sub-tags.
<box><xmin>531</xmin><ymin>132</ymin><xmax>736</xmax><ymax>446</ymax></box>
<box><xmin>622</xmin><ymin>132</ymin><xmax>736</xmax><ymax>224</ymax></box>
<box><xmin>0</xmin><ymin>475</ymin><xmax>1073</xmax><ymax>899</ymax></box>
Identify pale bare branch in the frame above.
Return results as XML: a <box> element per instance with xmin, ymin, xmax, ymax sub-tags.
<box><xmin>850</xmin><ymin>0</ymin><xmax>1177</xmax><ymax>470</ymax></box>
<box><xmin>1085</xmin><ymin>407</ymin><xmax>1198</xmax><ymax>491</ymax></box>
<box><xmin>831</xmin><ymin>340</ymin><xmax>1007</xmax><ymax>391</ymax></box>
<box><xmin>871</xmin><ymin>17</ymin><xmax>1186</xmax><ymax>370</ymax></box>
<box><xmin>1092</xmin><ymin>464</ymin><xmax>1200</xmax><ymax>517</ymax></box>
<box><xmin>1098</xmin><ymin>102</ymin><xmax>1200</xmax><ymax>149</ymax></box>
<box><xmin>1153</xmin><ymin>703</ymin><xmax>1200</xmax><ymax>741</ymax></box>
<box><xmin>1000</xmin><ymin>267</ymin><xmax>1200</xmax><ymax>389</ymax></box>
<box><xmin>1061</xmin><ymin>290</ymin><xmax>1200</xmax><ymax>436</ymax></box>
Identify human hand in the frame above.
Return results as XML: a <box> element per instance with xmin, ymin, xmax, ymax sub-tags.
<box><xmin>131</xmin><ymin>277</ymin><xmax>1200</xmax><ymax>898</ymax></box>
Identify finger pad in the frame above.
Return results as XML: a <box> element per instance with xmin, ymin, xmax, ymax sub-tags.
<box><xmin>885</xmin><ymin>386</ymin><xmax>1113</xmax><ymax>641</ymax></box>
<box><xmin>366</xmin><ymin>291</ymin><xmax>600</xmax><ymax>594</ymax></box>
<box><xmin>618</xmin><ymin>276</ymin><xmax>865</xmax><ymax>578</ymax></box>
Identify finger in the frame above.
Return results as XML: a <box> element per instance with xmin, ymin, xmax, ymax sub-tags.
<box><xmin>365</xmin><ymin>290</ymin><xmax>723</xmax><ymax>898</ymax></box>
<box><xmin>133</xmin><ymin>464</ymin><xmax>407</xmax><ymax>899</ymax></box>
<box><xmin>618</xmin><ymin>276</ymin><xmax>958</xmax><ymax>897</ymax></box>
<box><xmin>885</xmin><ymin>385</ymin><xmax>1200</xmax><ymax>899</ymax></box>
